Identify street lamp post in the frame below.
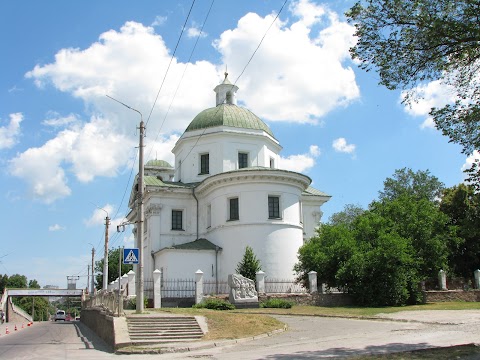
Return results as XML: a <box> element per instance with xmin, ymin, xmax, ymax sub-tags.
<box><xmin>106</xmin><ymin>95</ymin><xmax>144</xmax><ymax>313</ymax></box>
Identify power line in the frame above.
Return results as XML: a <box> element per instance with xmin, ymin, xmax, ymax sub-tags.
<box><xmin>146</xmin><ymin>0</ymin><xmax>215</xmax><ymax>161</ymax></box>
<box><xmin>181</xmin><ymin>0</ymin><xmax>289</xmax><ymax>165</ymax></box>
<box><xmin>145</xmin><ymin>0</ymin><xmax>197</xmax><ymax>127</ymax></box>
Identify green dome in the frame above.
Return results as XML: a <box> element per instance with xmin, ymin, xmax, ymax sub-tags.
<box><xmin>185</xmin><ymin>104</ymin><xmax>274</xmax><ymax>137</ymax></box>
<box><xmin>145</xmin><ymin>159</ymin><xmax>173</xmax><ymax>168</ymax></box>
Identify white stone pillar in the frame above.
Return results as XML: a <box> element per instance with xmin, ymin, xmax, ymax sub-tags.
<box><xmin>308</xmin><ymin>271</ymin><xmax>318</xmax><ymax>294</ymax></box>
<box><xmin>438</xmin><ymin>269</ymin><xmax>447</xmax><ymax>290</ymax></box>
<box><xmin>153</xmin><ymin>269</ymin><xmax>162</xmax><ymax>309</ymax></box>
<box><xmin>256</xmin><ymin>271</ymin><xmax>265</xmax><ymax>294</ymax></box>
<box><xmin>474</xmin><ymin>269</ymin><xmax>480</xmax><ymax>289</ymax></box>
<box><xmin>195</xmin><ymin>270</ymin><xmax>204</xmax><ymax>305</ymax></box>
<box><xmin>127</xmin><ymin>270</ymin><xmax>136</xmax><ymax>297</ymax></box>
<box><xmin>121</xmin><ymin>274</ymin><xmax>128</xmax><ymax>289</ymax></box>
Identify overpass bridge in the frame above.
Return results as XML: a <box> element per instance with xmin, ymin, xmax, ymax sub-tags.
<box><xmin>1</xmin><ymin>288</ymin><xmax>84</xmax><ymax>324</ymax></box>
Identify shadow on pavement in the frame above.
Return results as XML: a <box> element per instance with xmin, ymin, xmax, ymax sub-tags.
<box><xmin>262</xmin><ymin>342</ymin><xmax>459</xmax><ymax>359</ymax></box>
<box><xmin>74</xmin><ymin>321</ymin><xmax>113</xmax><ymax>353</ymax></box>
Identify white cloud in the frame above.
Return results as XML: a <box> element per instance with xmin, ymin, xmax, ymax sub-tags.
<box><xmin>187</xmin><ymin>25</ymin><xmax>207</xmax><ymax>38</ymax></box>
<box><xmin>332</xmin><ymin>137</ymin><xmax>355</xmax><ymax>154</ymax></box>
<box><xmin>462</xmin><ymin>150</ymin><xmax>480</xmax><ymax>174</ymax></box>
<box><xmin>151</xmin><ymin>15</ymin><xmax>167</xmax><ymax>27</ymax></box>
<box><xmin>42</xmin><ymin>113</ymin><xmax>79</xmax><ymax>128</ymax></box>
<box><xmin>0</xmin><ymin>113</ymin><xmax>23</xmax><ymax>149</ymax></box>
<box><xmin>279</xmin><ymin>144</ymin><xmax>320</xmax><ymax>172</ymax></box>
<box><xmin>214</xmin><ymin>1</ymin><xmax>359</xmax><ymax>123</ymax></box>
<box><xmin>48</xmin><ymin>224</ymin><xmax>65</xmax><ymax>231</ymax></box>
<box><xmin>401</xmin><ymin>80</ymin><xmax>456</xmax><ymax>129</ymax></box>
<box><xmin>85</xmin><ymin>203</ymin><xmax>115</xmax><ymax>226</ymax></box>
<box><xmin>17</xmin><ymin>1</ymin><xmax>360</xmax><ymax>203</ymax></box>
<box><xmin>290</xmin><ymin>0</ymin><xmax>326</xmax><ymax>27</ymax></box>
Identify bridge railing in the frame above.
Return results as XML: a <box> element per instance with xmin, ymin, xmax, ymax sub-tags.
<box><xmin>83</xmin><ymin>288</ymin><xmax>126</xmax><ymax>316</ymax></box>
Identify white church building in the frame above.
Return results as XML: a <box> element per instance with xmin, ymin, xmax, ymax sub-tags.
<box><xmin>127</xmin><ymin>74</ymin><xmax>330</xmax><ymax>283</ymax></box>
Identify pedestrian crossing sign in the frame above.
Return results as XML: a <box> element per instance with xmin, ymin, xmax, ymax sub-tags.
<box><xmin>123</xmin><ymin>248</ymin><xmax>139</xmax><ymax>264</ymax></box>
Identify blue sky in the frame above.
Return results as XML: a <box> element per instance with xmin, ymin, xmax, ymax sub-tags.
<box><xmin>0</xmin><ymin>0</ymin><xmax>470</xmax><ymax>289</ymax></box>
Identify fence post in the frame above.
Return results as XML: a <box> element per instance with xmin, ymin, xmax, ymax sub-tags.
<box><xmin>121</xmin><ymin>274</ymin><xmax>128</xmax><ymax>289</ymax></box>
<box><xmin>256</xmin><ymin>271</ymin><xmax>265</xmax><ymax>294</ymax></box>
<box><xmin>127</xmin><ymin>270</ymin><xmax>136</xmax><ymax>297</ymax></box>
<box><xmin>438</xmin><ymin>269</ymin><xmax>447</xmax><ymax>290</ymax></box>
<box><xmin>308</xmin><ymin>271</ymin><xmax>318</xmax><ymax>294</ymax></box>
<box><xmin>474</xmin><ymin>269</ymin><xmax>480</xmax><ymax>289</ymax></box>
<box><xmin>195</xmin><ymin>270</ymin><xmax>204</xmax><ymax>305</ymax></box>
<box><xmin>153</xmin><ymin>269</ymin><xmax>162</xmax><ymax>309</ymax></box>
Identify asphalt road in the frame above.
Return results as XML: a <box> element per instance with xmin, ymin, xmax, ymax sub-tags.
<box><xmin>0</xmin><ymin>311</ymin><xmax>479</xmax><ymax>360</ymax></box>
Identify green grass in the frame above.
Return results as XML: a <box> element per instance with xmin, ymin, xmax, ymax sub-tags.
<box><xmin>234</xmin><ymin>301</ymin><xmax>480</xmax><ymax>318</ymax></box>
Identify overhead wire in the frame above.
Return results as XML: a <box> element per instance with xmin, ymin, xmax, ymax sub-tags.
<box><xmin>107</xmin><ymin>0</ymin><xmax>199</xmax><ymax>250</ymax></box>
<box><xmin>146</xmin><ymin>0</ymin><xmax>215</xmax><ymax>161</ymax></box>
<box><xmin>145</xmin><ymin>0</ymin><xmax>197</xmax><ymax>128</ymax></box>
<box><xmin>180</xmin><ymin>0</ymin><xmax>289</xmax><ymax>165</ymax></box>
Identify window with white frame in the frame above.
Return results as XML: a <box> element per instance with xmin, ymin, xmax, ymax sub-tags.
<box><xmin>171</xmin><ymin>210</ymin><xmax>183</xmax><ymax>230</ymax></box>
<box><xmin>200</xmin><ymin>153</ymin><xmax>209</xmax><ymax>174</ymax></box>
<box><xmin>238</xmin><ymin>152</ymin><xmax>248</xmax><ymax>169</ymax></box>
<box><xmin>229</xmin><ymin>197</ymin><xmax>239</xmax><ymax>221</ymax></box>
<box><xmin>268</xmin><ymin>196</ymin><xmax>281</xmax><ymax>219</ymax></box>
<box><xmin>270</xmin><ymin>157</ymin><xmax>275</xmax><ymax>169</ymax></box>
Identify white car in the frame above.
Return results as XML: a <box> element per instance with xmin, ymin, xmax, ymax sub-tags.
<box><xmin>54</xmin><ymin>310</ymin><xmax>66</xmax><ymax>321</ymax></box>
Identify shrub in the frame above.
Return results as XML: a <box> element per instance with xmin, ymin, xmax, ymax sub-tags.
<box><xmin>260</xmin><ymin>298</ymin><xmax>293</xmax><ymax>309</ymax></box>
<box><xmin>193</xmin><ymin>298</ymin><xmax>235</xmax><ymax>310</ymax></box>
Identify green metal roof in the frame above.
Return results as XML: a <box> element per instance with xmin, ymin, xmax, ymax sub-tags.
<box><xmin>185</xmin><ymin>104</ymin><xmax>274</xmax><ymax>137</ymax></box>
<box><xmin>303</xmin><ymin>186</ymin><xmax>331</xmax><ymax>197</ymax></box>
<box><xmin>145</xmin><ymin>159</ymin><xmax>173</xmax><ymax>168</ymax></box>
<box><xmin>169</xmin><ymin>238</ymin><xmax>221</xmax><ymax>251</ymax></box>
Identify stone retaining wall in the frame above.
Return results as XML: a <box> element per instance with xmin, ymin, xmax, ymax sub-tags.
<box><xmin>425</xmin><ymin>290</ymin><xmax>480</xmax><ymax>303</ymax></box>
<box><xmin>81</xmin><ymin>308</ymin><xmax>115</xmax><ymax>349</ymax></box>
<box><xmin>206</xmin><ymin>292</ymin><xmax>353</xmax><ymax>307</ymax></box>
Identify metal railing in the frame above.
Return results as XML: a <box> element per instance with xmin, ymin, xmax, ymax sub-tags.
<box><xmin>161</xmin><ymin>279</ymin><xmax>195</xmax><ymax>298</ymax></box>
<box><xmin>203</xmin><ymin>280</ymin><xmax>229</xmax><ymax>295</ymax></box>
<box><xmin>265</xmin><ymin>278</ymin><xmax>308</xmax><ymax>294</ymax></box>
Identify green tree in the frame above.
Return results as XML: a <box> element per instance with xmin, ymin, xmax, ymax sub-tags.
<box><xmin>328</xmin><ymin>204</ymin><xmax>364</xmax><ymax>229</ymax></box>
<box><xmin>347</xmin><ymin>0</ymin><xmax>480</xmax><ymax>188</ymax></box>
<box><xmin>236</xmin><ymin>246</ymin><xmax>261</xmax><ymax>281</ymax></box>
<box><xmin>28</xmin><ymin>279</ymin><xmax>40</xmax><ymax>289</ymax></box>
<box><xmin>0</xmin><ymin>274</ymin><xmax>8</xmax><ymax>293</ymax></box>
<box><xmin>7</xmin><ymin>274</ymin><xmax>27</xmax><ymax>288</ymax></box>
<box><xmin>379</xmin><ymin>168</ymin><xmax>444</xmax><ymax>203</ymax></box>
<box><xmin>294</xmin><ymin>178</ymin><xmax>455</xmax><ymax>306</ymax></box>
<box><xmin>95</xmin><ymin>248</ymin><xmax>133</xmax><ymax>290</ymax></box>
<box><xmin>440</xmin><ymin>184</ymin><xmax>480</xmax><ymax>278</ymax></box>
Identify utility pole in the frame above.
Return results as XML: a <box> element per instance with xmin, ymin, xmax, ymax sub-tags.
<box><xmin>103</xmin><ymin>216</ymin><xmax>110</xmax><ymax>291</ymax></box>
<box><xmin>87</xmin><ymin>265</ymin><xmax>90</xmax><ymax>294</ymax></box>
<box><xmin>91</xmin><ymin>246</ymin><xmax>95</xmax><ymax>293</ymax></box>
<box><xmin>137</xmin><ymin>118</ymin><xmax>145</xmax><ymax>313</ymax></box>
<box><xmin>106</xmin><ymin>94</ymin><xmax>144</xmax><ymax>313</ymax></box>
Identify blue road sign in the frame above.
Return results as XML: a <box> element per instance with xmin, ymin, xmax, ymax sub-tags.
<box><xmin>123</xmin><ymin>248</ymin><xmax>139</xmax><ymax>264</ymax></box>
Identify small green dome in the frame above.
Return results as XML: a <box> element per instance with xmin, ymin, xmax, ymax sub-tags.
<box><xmin>185</xmin><ymin>104</ymin><xmax>274</xmax><ymax>138</ymax></box>
<box><xmin>145</xmin><ymin>159</ymin><xmax>173</xmax><ymax>168</ymax></box>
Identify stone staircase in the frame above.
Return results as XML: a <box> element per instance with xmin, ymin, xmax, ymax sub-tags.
<box><xmin>126</xmin><ymin>315</ymin><xmax>204</xmax><ymax>345</ymax></box>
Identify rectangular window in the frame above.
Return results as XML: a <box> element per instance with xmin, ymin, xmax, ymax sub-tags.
<box><xmin>200</xmin><ymin>153</ymin><xmax>209</xmax><ymax>174</ymax></box>
<box><xmin>229</xmin><ymin>197</ymin><xmax>239</xmax><ymax>221</ymax></box>
<box><xmin>270</xmin><ymin>157</ymin><xmax>275</xmax><ymax>169</ymax></box>
<box><xmin>268</xmin><ymin>196</ymin><xmax>280</xmax><ymax>219</ymax></box>
<box><xmin>238</xmin><ymin>152</ymin><xmax>248</xmax><ymax>169</ymax></box>
<box><xmin>171</xmin><ymin>210</ymin><xmax>183</xmax><ymax>230</ymax></box>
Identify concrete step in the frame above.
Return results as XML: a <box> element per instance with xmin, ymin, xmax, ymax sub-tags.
<box><xmin>125</xmin><ymin>315</ymin><xmax>204</xmax><ymax>344</ymax></box>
